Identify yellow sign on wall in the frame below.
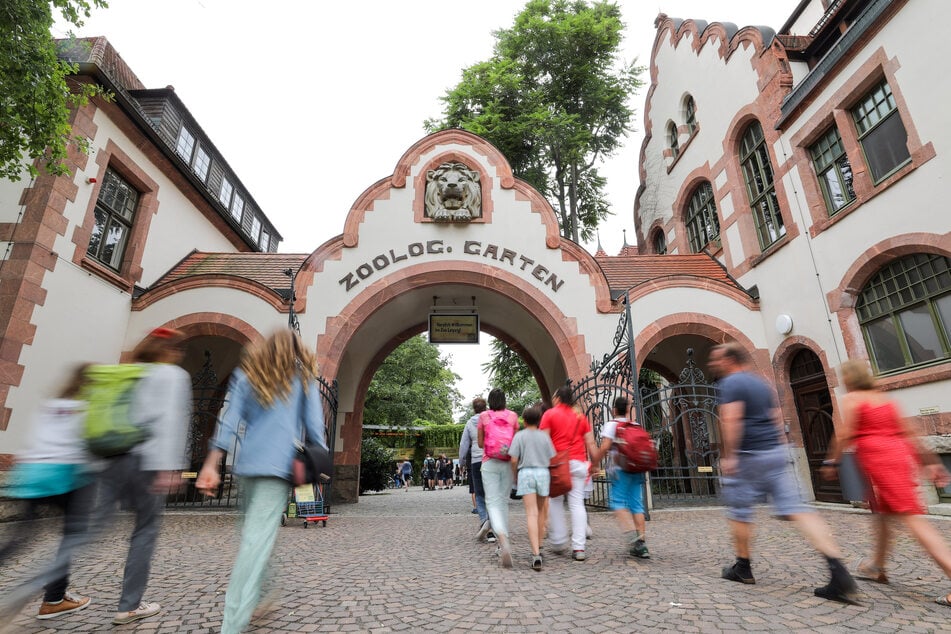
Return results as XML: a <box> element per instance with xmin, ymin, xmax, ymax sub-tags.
<box><xmin>429</xmin><ymin>314</ymin><xmax>479</xmax><ymax>344</ymax></box>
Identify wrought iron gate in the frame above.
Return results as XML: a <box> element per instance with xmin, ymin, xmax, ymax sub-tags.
<box><xmin>571</xmin><ymin>308</ymin><xmax>721</xmax><ymax>509</ymax></box>
<box><xmin>165</xmin><ymin>350</ymin><xmax>339</xmax><ymax>509</ymax></box>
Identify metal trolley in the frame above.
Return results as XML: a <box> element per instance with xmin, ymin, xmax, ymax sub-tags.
<box><xmin>282</xmin><ymin>483</ymin><xmax>328</xmax><ymax>528</ymax></box>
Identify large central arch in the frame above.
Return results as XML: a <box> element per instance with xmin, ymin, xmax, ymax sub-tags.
<box><xmin>293</xmin><ymin>130</ymin><xmax>619</xmax><ymax>502</ymax></box>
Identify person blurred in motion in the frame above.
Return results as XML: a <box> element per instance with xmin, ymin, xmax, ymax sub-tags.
<box><xmin>589</xmin><ymin>396</ymin><xmax>650</xmax><ymax>559</ymax></box>
<box><xmin>508</xmin><ymin>405</ymin><xmax>555</xmax><ymax>570</ymax></box>
<box><xmin>477</xmin><ymin>388</ymin><xmax>519</xmax><ymax>568</ymax></box>
<box><xmin>461</xmin><ymin>397</ymin><xmax>493</xmax><ymax>540</ymax></box>
<box><xmin>709</xmin><ymin>343</ymin><xmax>856</xmax><ymax>604</ymax></box>
<box><xmin>197</xmin><ymin>329</ymin><xmax>326</xmax><ymax>634</ymax></box>
<box><xmin>98</xmin><ymin>327</ymin><xmax>191</xmax><ymax>624</ymax></box>
<box><xmin>823</xmin><ymin>360</ymin><xmax>951</xmax><ymax>606</ymax></box>
<box><xmin>0</xmin><ymin>364</ymin><xmax>95</xmax><ymax>621</ymax></box>
<box><xmin>539</xmin><ymin>386</ymin><xmax>598</xmax><ymax>561</ymax></box>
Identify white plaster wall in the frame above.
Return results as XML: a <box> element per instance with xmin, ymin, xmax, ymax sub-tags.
<box><xmin>640</xmin><ymin>32</ymin><xmax>760</xmax><ymax>233</ymax></box>
<box><xmin>0</xmin><ymin>168</ymin><xmax>32</xmax><ymax>223</ymax></box>
<box><xmin>299</xmin><ymin>141</ymin><xmax>620</xmax><ymax>363</ymax></box>
<box><xmin>4</xmin><ymin>262</ymin><xmax>132</xmax><ymax>452</ymax></box>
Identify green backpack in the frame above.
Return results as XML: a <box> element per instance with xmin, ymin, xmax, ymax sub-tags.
<box><xmin>80</xmin><ymin>364</ymin><xmax>150</xmax><ymax>457</ymax></box>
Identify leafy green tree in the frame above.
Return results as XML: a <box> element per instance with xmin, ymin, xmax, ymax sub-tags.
<box><xmin>364</xmin><ymin>335</ymin><xmax>462</xmax><ymax>427</ymax></box>
<box><xmin>359</xmin><ymin>436</ymin><xmax>395</xmax><ymax>494</ymax></box>
<box><xmin>1</xmin><ymin>1</ymin><xmax>110</xmax><ymax>181</ymax></box>
<box><xmin>481</xmin><ymin>339</ymin><xmax>542</xmax><ymax>416</ymax></box>
<box><xmin>426</xmin><ymin>0</ymin><xmax>643</xmax><ymax>243</ymax></box>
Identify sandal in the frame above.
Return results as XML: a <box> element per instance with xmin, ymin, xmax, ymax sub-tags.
<box><xmin>935</xmin><ymin>594</ymin><xmax>951</xmax><ymax>607</ymax></box>
<box><xmin>856</xmin><ymin>560</ymin><xmax>889</xmax><ymax>584</ymax></box>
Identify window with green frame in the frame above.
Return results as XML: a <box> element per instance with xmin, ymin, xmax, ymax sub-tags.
<box><xmin>857</xmin><ymin>253</ymin><xmax>951</xmax><ymax>373</ymax></box>
<box><xmin>739</xmin><ymin>121</ymin><xmax>785</xmax><ymax>250</ymax></box>
<box><xmin>810</xmin><ymin>126</ymin><xmax>855</xmax><ymax>215</ymax></box>
<box><xmin>667</xmin><ymin>122</ymin><xmax>679</xmax><ymax>159</ymax></box>
<box><xmin>851</xmin><ymin>79</ymin><xmax>910</xmax><ymax>183</ymax></box>
<box><xmin>684</xmin><ymin>95</ymin><xmax>697</xmax><ymax>134</ymax></box>
<box><xmin>684</xmin><ymin>181</ymin><xmax>719</xmax><ymax>253</ymax></box>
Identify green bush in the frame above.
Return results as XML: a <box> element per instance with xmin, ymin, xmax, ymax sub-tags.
<box><xmin>359</xmin><ymin>436</ymin><xmax>396</xmax><ymax>494</ymax></box>
<box><xmin>421</xmin><ymin>424</ymin><xmax>464</xmax><ymax>448</ymax></box>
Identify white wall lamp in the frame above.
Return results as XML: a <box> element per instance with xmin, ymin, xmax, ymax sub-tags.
<box><xmin>775</xmin><ymin>314</ymin><xmax>794</xmax><ymax>336</ymax></box>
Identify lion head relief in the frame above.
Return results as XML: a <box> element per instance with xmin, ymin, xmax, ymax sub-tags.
<box><xmin>425</xmin><ymin>162</ymin><xmax>482</xmax><ymax>222</ymax></box>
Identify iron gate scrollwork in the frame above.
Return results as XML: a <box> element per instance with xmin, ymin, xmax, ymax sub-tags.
<box><xmin>166</xmin><ymin>350</ymin><xmax>339</xmax><ymax>510</ymax></box>
<box><xmin>571</xmin><ymin>308</ymin><xmax>721</xmax><ymax>509</ymax></box>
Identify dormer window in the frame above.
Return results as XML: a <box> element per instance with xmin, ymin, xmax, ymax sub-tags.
<box><xmin>175</xmin><ymin>127</ymin><xmax>195</xmax><ymax>161</ymax></box>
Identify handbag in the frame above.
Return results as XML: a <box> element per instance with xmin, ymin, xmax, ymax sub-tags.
<box><xmin>548</xmin><ymin>412</ymin><xmax>585</xmax><ymax>498</ymax></box>
<box><xmin>549</xmin><ymin>449</ymin><xmax>571</xmax><ymax>498</ymax></box>
<box><xmin>291</xmin><ymin>383</ymin><xmax>332</xmax><ymax>487</ymax></box>
<box><xmin>837</xmin><ymin>452</ymin><xmax>870</xmax><ymax>503</ymax></box>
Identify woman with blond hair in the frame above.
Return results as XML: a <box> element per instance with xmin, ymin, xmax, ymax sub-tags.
<box><xmin>823</xmin><ymin>359</ymin><xmax>951</xmax><ymax>607</ymax></box>
<box><xmin>197</xmin><ymin>330</ymin><xmax>326</xmax><ymax>633</ymax></box>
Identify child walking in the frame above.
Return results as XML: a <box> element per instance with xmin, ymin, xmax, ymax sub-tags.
<box><xmin>509</xmin><ymin>405</ymin><xmax>556</xmax><ymax>570</ymax></box>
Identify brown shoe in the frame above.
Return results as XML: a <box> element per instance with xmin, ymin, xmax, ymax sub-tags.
<box><xmin>36</xmin><ymin>592</ymin><xmax>91</xmax><ymax>620</ymax></box>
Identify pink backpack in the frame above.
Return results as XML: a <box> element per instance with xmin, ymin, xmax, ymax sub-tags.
<box><xmin>483</xmin><ymin>411</ymin><xmax>515</xmax><ymax>461</ymax></box>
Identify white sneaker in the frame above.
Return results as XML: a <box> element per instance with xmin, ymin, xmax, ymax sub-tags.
<box><xmin>476</xmin><ymin>519</ymin><xmax>491</xmax><ymax>541</ymax></box>
<box><xmin>113</xmin><ymin>601</ymin><xmax>161</xmax><ymax>624</ymax></box>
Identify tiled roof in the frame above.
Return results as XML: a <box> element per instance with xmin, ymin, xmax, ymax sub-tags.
<box><xmin>150</xmin><ymin>251</ymin><xmax>309</xmax><ymax>297</ymax></box>
<box><xmin>594</xmin><ymin>252</ymin><xmax>748</xmax><ymax>297</ymax></box>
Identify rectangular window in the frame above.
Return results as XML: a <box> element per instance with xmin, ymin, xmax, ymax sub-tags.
<box><xmin>852</xmin><ymin>80</ymin><xmax>911</xmax><ymax>183</ymax></box>
<box><xmin>175</xmin><ymin>127</ymin><xmax>195</xmax><ymax>162</ymax></box>
<box><xmin>810</xmin><ymin>127</ymin><xmax>855</xmax><ymax>214</ymax></box>
<box><xmin>260</xmin><ymin>229</ymin><xmax>270</xmax><ymax>250</ymax></box>
<box><xmin>230</xmin><ymin>192</ymin><xmax>244</xmax><ymax>222</ymax></box>
<box><xmin>250</xmin><ymin>216</ymin><xmax>261</xmax><ymax>242</ymax></box>
<box><xmin>193</xmin><ymin>147</ymin><xmax>211</xmax><ymax>181</ymax></box>
<box><xmin>87</xmin><ymin>169</ymin><xmax>138</xmax><ymax>270</ymax></box>
<box><xmin>219</xmin><ymin>177</ymin><xmax>233</xmax><ymax>206</ymax></box>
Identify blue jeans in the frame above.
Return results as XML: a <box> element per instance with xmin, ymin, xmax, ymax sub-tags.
<box><xmin>221</xmin><ymin>477</ymin><xmax>289</xmax><ymax>634</ymax></box>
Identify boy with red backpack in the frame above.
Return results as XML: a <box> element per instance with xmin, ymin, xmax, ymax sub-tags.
<box><xmin>591</xmin><ymin>395</ymin><xmax>656</xmax><ymax>559</ymax></box>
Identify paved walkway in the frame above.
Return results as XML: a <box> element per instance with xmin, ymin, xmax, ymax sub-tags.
<box><xmin>2</xmin><ymin>485</ymin><xmax>951</xmax><ymax>632</ymax></box>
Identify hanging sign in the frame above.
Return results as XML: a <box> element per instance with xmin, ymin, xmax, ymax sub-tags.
<box><xmin>429</xmin><ymin>314</ymin><xmax>480</xmax><ymax>344</ymax></box>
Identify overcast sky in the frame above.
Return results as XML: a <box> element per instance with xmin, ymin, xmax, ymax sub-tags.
<box><xmin>59</xmin><ymin>0</ymin><xmax>796</xmax><ymax>410</ymax></box>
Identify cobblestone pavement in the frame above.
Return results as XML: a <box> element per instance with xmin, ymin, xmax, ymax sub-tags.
<box><xmin>2</xmin><ymin>485</ymin><xmax>951</xmax><ymax>632</ymax></box>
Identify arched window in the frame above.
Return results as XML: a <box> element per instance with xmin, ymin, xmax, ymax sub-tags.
<box><xmin>684</xmin><ymin>181</ymin><xmax>719</xmax><ymax>253</ymax></box>
<box><xmin>667</xmin><ymin>122</ymin><xmax>679</xmax><ymax>159</ymax></box>
<box><xmin>739</xmin><ymin>121</ymin><xmax>785</xmax><ymax>250</ymax></box>
<box><xmin>857</xmin><ymin>253</ymin><xmax>951</xmax><ymax>373</ymax></box>
<box><xmin>652</xmin><ymin>229</ymin><xmax>667</xmax><ymax>255</ymax></box>
<box><xmin>683</xmin><ymin>95</ymin><xmax>697</xmax><ymax>134</ymax></box>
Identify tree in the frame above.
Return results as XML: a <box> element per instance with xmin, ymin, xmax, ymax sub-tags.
<box><xmin>481</xmin><ymin>339</ymin><xmax>542</xmax><ymax>416</ymax></box>
<box><xmin>363</xmin><ymin>335</ymin><xmax>463</xmax><ymax>427</ymax></box>
<box><xmin>0</xmin><ymin>1</ymin><xmax>109</xmax><ymax>181</ymax></box>
<box><xmin>359</xmin><ymin>436</ymin><xmax>395</xmax><ymax>494</ymax></box>
<box><xmin>425</xmin><ymin>0</ymin><xmax>643</xmax><ymax>243</ymax></box>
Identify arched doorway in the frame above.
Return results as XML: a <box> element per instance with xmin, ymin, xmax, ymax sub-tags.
<box><xmin>789</xmin><ymin>348</ymin><xmax>842</xmax><ymax>502</ymax></box>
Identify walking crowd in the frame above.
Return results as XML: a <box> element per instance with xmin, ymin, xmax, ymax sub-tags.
<box><xmin>2</xmin><ymin>331</ymin><xmax>951</xmax><ymax>633</ymax></box>
<box><xmin>460</xmin><ymin>344</ymin><xmax>951</xmax><ymax>611</ymax></box>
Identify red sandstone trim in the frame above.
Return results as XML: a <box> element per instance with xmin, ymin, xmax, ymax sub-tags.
<box><xmin>626</xmin><ymin>276</ymin><xmax>759</xmax><ymax>311</ymax></box>
<box><xmin>557</xmin><ymin>240</ymin><xmax>614</xmax><ymax>313</ymax></box>
<box><xmin>132</xmin><ymin>274</ymin><xmax>290</xmax><ymax>311</ymax></box>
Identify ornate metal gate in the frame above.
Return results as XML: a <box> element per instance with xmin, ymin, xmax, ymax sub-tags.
<box><xmin>571</xmin><ymin>307</ymin><xmax>721</xmax><ymax>509</ymax></box>
<box><xmin>165</xmin><ymin>350</ymin><xmax>339</xmax><ymax>509</ymax></box>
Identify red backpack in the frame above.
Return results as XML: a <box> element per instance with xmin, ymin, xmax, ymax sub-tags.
<box><xmin>612</xmin><ymin>420</ymin><xmax>658</xmax><ymax>473</ymax></box>
<box><xmin>483</xmin><ymin>411</ymin><xmax>515</xmax><ymax>461</ymax></box>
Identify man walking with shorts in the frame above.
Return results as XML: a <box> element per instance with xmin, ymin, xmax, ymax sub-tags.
<box><xmin>709</xmin><ymin>343</ymin><xmax>857</xmax><ymax>604</ymax></box>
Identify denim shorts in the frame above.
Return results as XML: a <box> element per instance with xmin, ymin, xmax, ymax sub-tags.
<box><xmin>721</xmin><ymin>445</ymin><xmax>812</xmax><ymax>522</ymax></box>
<box><xmin>516</xmin><ymin>467</ymin><xmax>551</xmax><ymax>497</ymax></box>
<box><xmin>609</xmin><ymin>470</ymin><xmax>645</xmax><ymax>514</ymax></box>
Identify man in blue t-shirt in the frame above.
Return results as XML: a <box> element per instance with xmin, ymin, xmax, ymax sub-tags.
<box><xmin>709</xmin><ymin>343</ymin><xmax>857</xmax><ymax>604</ymax></box>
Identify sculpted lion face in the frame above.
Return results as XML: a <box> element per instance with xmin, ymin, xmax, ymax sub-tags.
<box><xmin>425</xmin><ymin>162</ymin><xmax>482</xmax><ymax>222</ymax></box>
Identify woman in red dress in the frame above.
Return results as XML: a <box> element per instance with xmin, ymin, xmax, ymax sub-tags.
<box><xmin>823</xmin><ymin>360</ymin><xmax>951</xmax><ymax>607</ymax></box>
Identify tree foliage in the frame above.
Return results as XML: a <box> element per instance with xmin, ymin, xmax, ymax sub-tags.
<box><xmin>481</xmin><ymin>339</ymin><xmax>542</xmax><ymax>416</ymax></box>
<box><xmin>1</xmin><ymin>1</ymin><xmax>111</xmax><ymax>181</ymax></box>
<box><xmin>425</xmin><ymin>0</ymin><xmax>643</xmax><ymax>243</ymax></box>
<box><xmin>363</xmin><ymin>335</ymin><xmax>462</xmax><ymax>427</ymax></box>
<box><xmin>359</xmin><ymin>436</ymin><xmax>395</xmax><ymax>494</ymax></box>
